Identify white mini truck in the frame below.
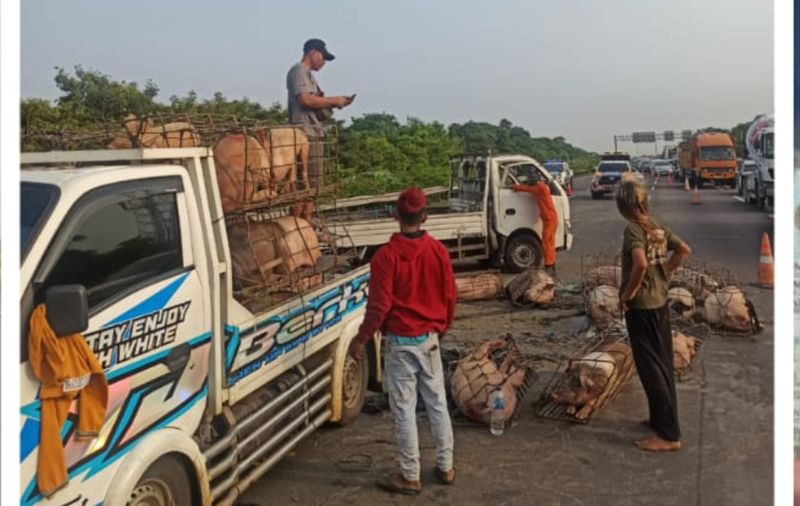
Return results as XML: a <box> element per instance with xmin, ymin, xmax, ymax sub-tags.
<box><xmin>20</xmin><ymin>148</ymin><xmax>380</xmax><ymax>505</ymax></box>
<box><xmin>329</xmin><ymin>154</ymin><xmax>573</xmax><ymax>272</ymax></box>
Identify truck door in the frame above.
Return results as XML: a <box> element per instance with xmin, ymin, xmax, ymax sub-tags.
<box><xmin>495</xmin><ymin>162</ymin><xmax>567</xmax><ymax>248</ymax></box>
<box><xmin>20</xmin><ymin>177</ymin><xmax>211</xmax><ymax>504</ymax></box>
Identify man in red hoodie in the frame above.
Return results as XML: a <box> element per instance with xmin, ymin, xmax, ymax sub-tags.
<box><xmin>512</xmin><ymin>173</ymin><xmax>558</xmax><ymax>276</ymax></box>
<box><xmin>350</xmin><ymin>187</ymin><xmax>457</xmax><ymax>495</ymax></box>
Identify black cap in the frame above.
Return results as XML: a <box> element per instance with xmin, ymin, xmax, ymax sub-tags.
<box><xmin>303</xmin><ymin>38</ymin><xmax>335</xmax><ymax>61</ymax></box>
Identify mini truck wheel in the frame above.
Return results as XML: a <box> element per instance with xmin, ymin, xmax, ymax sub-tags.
<box><xmin>503</xmin><ymin>233</ymin><xmax>543</xmax><ymax>273</ymax></box>
<box><xmin>126</xmin><ymin>455</ymin><xmax>194</xmax><ymax>506</ymax></box>
<box><xmin>338</xmin><ymin>348</ymin><xmax>369</xmax><ymax>425</ymax></box>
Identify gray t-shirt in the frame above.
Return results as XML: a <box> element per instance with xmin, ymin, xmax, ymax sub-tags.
<box><xmin>286</xmin><ymin>62</ymin><xmax>321</xmax><ymax>128</ymax></box>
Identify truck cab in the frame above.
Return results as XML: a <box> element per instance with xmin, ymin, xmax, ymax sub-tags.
<box><xmin>743</xmin><ymin>115</ymin><xmax>774</xmax><ymax>210</ymax></box>
<box><xmin>690</xmin><ymin>132</ymin><xmax>737</xmax><ymax>187</ymax></box>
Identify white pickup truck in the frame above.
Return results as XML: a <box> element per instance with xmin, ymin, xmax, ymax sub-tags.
<box><xmin>328</xmin><ymin>154</ymin><xmax>573</xmax><ymax>272</ymax></box>
<box><xmin>20</xmin><ymin>148</ymin><xmax>380</xmax><ymax>506</ymax></box>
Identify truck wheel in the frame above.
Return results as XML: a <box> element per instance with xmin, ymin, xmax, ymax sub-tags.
<box><xmin>590</xmin><ymin>191</ymin><xmax>600</xmax><ymax>200</ymax></box>
<box><xmin>504</xmin><ymin>234</ymin><xmax>542</xmax><ymax>273</ymax></box>
<box><xmin>127</xmin><ymin>455</ymin><xmax>194</xmax><ymax>506</ymax></box>
<box><xmin>338</xmin><ymin>350</ymin><xmax>369</xmax><ymax>426</ymax></box>
<box><xmin>756</xmin><ymin>184</ymin><xmax>766</xmax><ymax>209</ymax></box>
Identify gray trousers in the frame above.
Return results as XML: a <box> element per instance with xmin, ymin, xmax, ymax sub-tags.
<box><xmin>385</xmin><ymin>333</ymin><xmax>454</xmax><ymax>481</ymax></box>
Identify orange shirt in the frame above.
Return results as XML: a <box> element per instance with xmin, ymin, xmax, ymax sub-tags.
<box><xmin>28</xmin><ymin>304</ymin><xmax>108</xmax><ymax>496</ymax></box>
<box><xmin>512</xmin><ymin>182</ymin><xmax>556</xmax><ymax>218</ymax></box>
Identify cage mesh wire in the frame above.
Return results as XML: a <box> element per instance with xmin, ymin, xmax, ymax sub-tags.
<box><xmin>537</xmin><ymin>332</ymin><xmax>634</xmax><ymax>424</ymax></box>
<box><xmin>445</xmin><ymin>334</ymin><xmax>537</xmax><ymax>425</ymax></box>
<box><xmin>672</xmin><ymin>331</ymin><xmax>703</xmax><ymax>380</ymax></box>
<box><xmin>669</xmin><ymin>261</ymin><xmax>762</xmax><ymax>338</ymax></box>
<box><xmin>580</xmin><ymin>253</ymin><xmax>622</xmax><ymax>293</ymax></box>
<box><xmin>505</xmin><ymin>267</ymin><xmax>563</xmax><ymax>308</ymax></box>
<box><xmin>23</xmin><ymin>114</ymin><xmax>363</xmax><ymax>313</ymax></box>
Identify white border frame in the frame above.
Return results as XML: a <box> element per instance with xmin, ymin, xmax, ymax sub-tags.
<box><xmin>1</xmin><ymin>0</ymin><xmax>22</xmax><ymax>504</ymax></box>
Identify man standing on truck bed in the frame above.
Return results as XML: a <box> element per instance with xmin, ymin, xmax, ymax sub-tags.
<box><xmin>286</xmin><ymin>38</ymin><xmax>355</xmax><ymax>190</ymax></box>
<box><xmin>350</xmin><ymin>187</ymin><xmax>457</xmax><ymax>495</ymax></box>
<box><xmin>512</xmin><ymin>176</ymin><xmax>558</xmax><ymax>277</ymax></box>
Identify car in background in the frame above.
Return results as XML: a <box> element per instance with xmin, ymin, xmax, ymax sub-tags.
<box><xmin>590</xmin><ymin>159</ymin><xmax>633</xmax><ymax>199</ymax></box>
<box><xmin>543</xmin><ymin>159</ymin><xmax>573</xmax><ymax>189</ymax></box>
<box><xmin>638</xmin><ymin>158</ymin><xmax>653</xmax><ymax>174</ymax></box>
<box><xmin>737</xmin><ymin>159</ymin><xmax>757</xmax><ymax>197</ymax></box>
<box><xmin>651</xmin><ymin>159</ymin><xmax>675</xmax><ymax>177</ymax></box>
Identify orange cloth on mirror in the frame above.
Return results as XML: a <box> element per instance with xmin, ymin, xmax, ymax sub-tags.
<box><xmin>28</xmin><ymin>304</ymin><xmax>108</xmax><ymax>497</ymax></box>
<box><xmin>512</xmin><ymin>182</ymin><xmax>558</xmax><ymax>266</ymax></box>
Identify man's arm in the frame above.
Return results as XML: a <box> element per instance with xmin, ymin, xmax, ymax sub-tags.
<box><xmin>442</xmin><ymin>247</ymin><xmax>457</xmax><ymax>333</ymax></box>
<box><xmin>297</xmin><ymin>92</ymin><xmax>353</xmax><ymax>110</ymax></box>
<box><xmin>354</xmin><ymin>250</ymin><xmax>394</xmax><ymax>346</ymax></box>
<box><xmin>665</xmin><ymin>241</ymin><xmax>691</xmax><ymax>276</ymax></box>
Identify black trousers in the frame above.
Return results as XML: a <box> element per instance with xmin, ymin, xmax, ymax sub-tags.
<box><xmin>625</xmin><ymin>304</ymin><xmax>681</xmax><ymax>441</ymax></box>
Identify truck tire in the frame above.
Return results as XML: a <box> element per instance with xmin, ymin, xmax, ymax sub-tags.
<box><xmin>337</xmin><ymin>351</ymin><xmax>369</xmax><ymax>426</ymax></box>
<box><xmin>503</xmin><ymin>233</ymin><xmax>542</xmax><ymax>273</ymax></box>
<box><xmin>756</xmin><ymin>184</ymin><xmax>766</xmax><ymax>209</ymax></box>
<box><xmin>590</xmin><ymin>191</ymin><xmax>600</xmax><ymax>200</ymax></box>
<box><xmin>126</xmin><ymin>455</ymin><xmax>194</xmax><ymax>506</ymax></box>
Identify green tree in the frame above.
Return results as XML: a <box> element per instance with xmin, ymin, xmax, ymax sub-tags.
<box><xmin>53</xmin><ymin>66</ymin><xmax>160</xmax><ymax>125</ymax></box>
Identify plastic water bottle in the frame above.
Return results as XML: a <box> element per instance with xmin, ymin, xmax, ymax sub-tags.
<box><xmin>489</xmin><ymin>386</ymin><xmax>505</xmax><ymax>436</ymax></box>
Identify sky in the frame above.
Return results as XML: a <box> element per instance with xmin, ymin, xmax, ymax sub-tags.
<box><xmin>21</xmin><ymin>0</ymin><xmax>773</xmax><ymax>153</ymax></box>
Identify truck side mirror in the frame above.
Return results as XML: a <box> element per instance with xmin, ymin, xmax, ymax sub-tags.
<box><xmin>45</xmin><ymin>284</ymin><xmax>89</xmax><ymax>337</ymax></box>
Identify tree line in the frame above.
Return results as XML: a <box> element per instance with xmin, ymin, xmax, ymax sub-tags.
<box><xmin>21</xmin><ymin>67</ymin><xmax>752</xmax><ymax>197</ymax></box>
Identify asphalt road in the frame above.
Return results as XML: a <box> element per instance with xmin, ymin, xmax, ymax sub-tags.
<box><xmin>561</xmin><ymin>174</ymin><xmax>774</xmax><ymax>285</ymax></box>
<box><xmin>237</xmin><ymin>174</ymin><xmax>774</xmax><ymax>506</ymax></box>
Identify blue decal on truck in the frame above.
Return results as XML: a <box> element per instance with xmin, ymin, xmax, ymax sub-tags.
<box><xmin>20</xmin><ymin>332</ymin><xmax>211</xmax><ymax>504</ymax></box>
<box><xmin>225</xmin><ymin>271</ymin><xmax>370</xmax><ymax>386</ymax></box>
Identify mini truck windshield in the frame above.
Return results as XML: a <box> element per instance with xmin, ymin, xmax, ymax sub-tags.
<box><xmin>22</xmin><ymin>182</ymin><xmax>59</xmax><ymax>258</ymax></box>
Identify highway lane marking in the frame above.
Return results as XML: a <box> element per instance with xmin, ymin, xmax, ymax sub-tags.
<box><xmin>733</xmin><ymin>196</ymin><xmax>746</xmax><ymax>203</ymax></box>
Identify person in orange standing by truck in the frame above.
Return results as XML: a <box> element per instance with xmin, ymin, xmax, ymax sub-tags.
<box><xmin>512</xmin><ymin>174</ymin><xmax>558</xmax><ymax>277</ymax></box>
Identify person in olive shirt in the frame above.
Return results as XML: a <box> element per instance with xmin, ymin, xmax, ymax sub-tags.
<box><xmin>616</xmin><ymin>176</ymin><xmax>691</xmax><ymax>452</ymax></box>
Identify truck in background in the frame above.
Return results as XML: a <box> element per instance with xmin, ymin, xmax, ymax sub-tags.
<box><xmin>20</xmin><ymin>145</ymin><xmax>381</xmax><ymax>506</ymax></box>
<box><xmin>742</xmin><ymin>114</ymin><xmax>774</xmax><ymax>210</ymax></box>
<box><xmin>678</xmin><ymin>132</ymin><xmax>737</xmax><ymax>188</ymax></box>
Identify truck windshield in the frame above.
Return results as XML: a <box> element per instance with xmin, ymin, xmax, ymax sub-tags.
<box><xmin>599</xmin><ymin>163</ymin><xmax>628</xmax><ymax>173</ymax></box>
<box><xmin>544</xmin><ymin>163</ymin><xmax>563</xmax><ymax>174</ymax></box>
<box><xmin>22</xmin><ymin>182</ymin><xmax>59</xmax><ymax>257</ymax></box>
<box><xmin>699</xmin><ymin>146</ymin><xmax>735</xmax><ymax>161</ymax></box>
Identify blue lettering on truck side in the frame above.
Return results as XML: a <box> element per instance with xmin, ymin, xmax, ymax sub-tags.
<box><xmin>225</xmin><ymin>272</ymin><xmax>370</xmax><ymax>386</ymax></box>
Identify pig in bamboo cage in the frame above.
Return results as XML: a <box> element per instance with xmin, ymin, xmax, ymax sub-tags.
<box><xmin>447</xmin><ymin>334</ymin><xmax>537</xmax><ymax>427</ymax></box>
<box><xmin>671</xmin><ymin>330</ymin><xmax>703</xmax><ymax>380</ymax></box>
<box><xmin>668</xmin><ymin>261</ymin><xmax>762</xmax><ymax>337</ymax></box>
<box><xmin>580</xmin><ymin>253</ymin><xmax>622</xmax><ymax>292</ymax></box>
<box><xmin>505</xmin><ymin>267</ymin><xmax>557</xmax><ymax>307</ymax></box>
<box><xmin>537</xmin><ymin>333</ymin><xmax>635</xmax><ymax>424</ymax></box>
<box><xmin>22</xmin><ymin>113</ymin><xmax>364</xmax><ymax>313</ymax></box>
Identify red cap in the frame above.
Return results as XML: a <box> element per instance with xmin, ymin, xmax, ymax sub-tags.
<box><xmin>397</xmin><ymin>187</ymin><xmax>427</xmax><ymax>214</ymax></box>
